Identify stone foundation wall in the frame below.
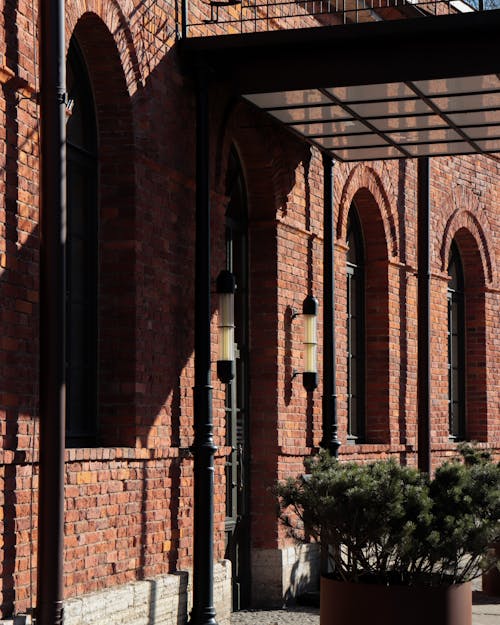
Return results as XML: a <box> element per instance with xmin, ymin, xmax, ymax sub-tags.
<box><xmin>64</xmin><ymin>561</ymin><xmax>232</xmax><ymax>625</ymax></box>
<box><xmin>251</xmin><ymin>545</ymin><xmax>320</xmax><ymax>607</ymax></box>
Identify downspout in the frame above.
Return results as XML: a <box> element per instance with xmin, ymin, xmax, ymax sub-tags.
<box><xmin>321</xmin><ymin>153</ymin><xmax>341</xmax><ymax>458</ymax></box>
<box><xmin>181</xmin><ymin>0</ymin><xmax>188</xmax><ymax>39</ymax></box>
<box><xmin>417</xmin><ymin>156</ymin><xmax>431</xmax><ymax>474</ymax></box>
<box><xmin>36</xmin><ymin>0</ymin><xmax>66</xmax><ymax>623</ymax></box>
<box><xmin>189</xmin><ymin>66</ymin><xmax>218</xmax><ymax>625</ymax></box>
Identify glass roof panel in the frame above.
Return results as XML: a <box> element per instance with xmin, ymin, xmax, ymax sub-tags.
<box><xmin>315</xmin><ymin>134</ymin><xmax>389</xmax><ymax>149</ymax></box>
<box><xmin>405</xmin><ymin>141</ymin><xmax>473</xmax><ymax>157</ymax></box>
<box><xmin>430</xmin><ymin>92</ymin><xmax>500</xmax><ymax>113</ymax></box>
<box><xmin>349</xmin><ymin>98</ymin><xmax>431</xmax><ymax>117</ymax></box>
<box><xmin>448</xmin><ymin>109</ymin><xmax>500</xmax><ymax>125</ymax></box>
<box><xmin>369</xmin><ymin>114</ymin><xmax>445</xmax><ymax>131</ymax></box>
<box><xmin>328</xmin><ymin>83</ymin><xmax>416</xmax><ymax>102</ymax></box>
<box><xmin>291</xmin><ymin>119</ymin><xmax>370</xmax><ymax>136</ymax></box>
<box><xmin>385</xmin><ymin>128</ymin><xmax>462</xmax><ymax>143</ymax></box>
<box><xmin>413</xmin><ymin>74</ymin><xmax>500</xmax><ymax>96</ymax></box>
<box><xmin>476</xmin><ymin>139</ymin><xmax>500</xmax><ymax>152</ymax></box>
<box><xmin>270</xmin><ymin>105</ymin><xmax>351</xmax><ymax>123</ymax></box>
<box><xmin>243</xmin><ymin>73</ymin><xmax>500</xmax><ymax>160</ymax></box>
<box><xmin>332</xmin><ymin>146</ymin><xmax>403</xmax><ymax>161</ymax></box>
<box><xmin>462</xmin><ymin>125</ymin><xmax>500</xmax><ymax>139</ymax></box>
<box><xmin>244</xmin><ymin>89</ymin><xmax>329</xmax><ymax>109</ymax></box>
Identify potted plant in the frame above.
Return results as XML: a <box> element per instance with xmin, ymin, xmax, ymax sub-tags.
<box><xmin>276</xmin><ymin>448</ymin><xmax>500</xmax><ymax>625</ymax></box>
<box><xmin>458</xmin><ymin>444</ymin><xmax>500</xmax><ymax>598</ymax></box>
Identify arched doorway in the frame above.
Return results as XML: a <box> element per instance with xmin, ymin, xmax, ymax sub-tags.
<box><xmin>224</xmin><ymin>147</ymin><xmax>251</xmax><ymax>610</ymax></box>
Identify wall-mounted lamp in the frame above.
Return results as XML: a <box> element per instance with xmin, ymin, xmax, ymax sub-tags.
<box><xmin>302</xmin><ymin>295</ymin><xmax>319</xmax><ymax>392</ymax></box>
<box><xmin>216</xmin><ymin>269</ymin><xmax>236</xmax><ymax>383</ymax></box>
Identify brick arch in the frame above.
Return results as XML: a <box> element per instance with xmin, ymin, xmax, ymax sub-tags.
<box><xmin>216</xmin><ymin>99</ymin><xmax>305</xmax><ymax>221</ymax></box>
<box><xmin>337</xmin><ymin>164</ymin><xmax>398</xmax><ymax>260</ymax></box>
<box><xmin>337</xmin><ymin>171</ymin><xmax>395</xmax><ymax>445</ymax></box>
<box><xmin>66</xmin><ymin>1</ymin><xmax>142</xmax><ymax>95</ymax></box>
<box><xmin>441</xmin><ymin>209</ymin><xmax>494</xmax><ymax>286</ymax></box>
<box><xmin>440</xmin><ymin>192</ymin><xmax>491</xmax><ymax>441</ymax></box>
<box><xmin>68</xmin><ymin>13</ymin><xmax>137</xmax><ymax>446</ymax></box>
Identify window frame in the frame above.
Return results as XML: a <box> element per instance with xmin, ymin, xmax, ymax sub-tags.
<box><xmin>65</xmin><ymin>38</ymin><xmax>99</xmax><ymax>447</ymax></box>
<box><xmin>447</xmin><ymin>241</ymin><xmax>466</xmax><ymax>441</ymax></box>
<box><xmin>346</xmin><ymin>205</ymin><xmax>366</xmax><ymax>443</ymax></box>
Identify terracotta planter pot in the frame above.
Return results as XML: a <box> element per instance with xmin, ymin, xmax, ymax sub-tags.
<box><xmin>320</xmin><ymin>576</ymin><xmax>472</xmax><ymax>625</ymax></box>
<box><xmin>482</xmin><ymin>542</ymin><xmax>500</xmax><ymax>596</ymax></box>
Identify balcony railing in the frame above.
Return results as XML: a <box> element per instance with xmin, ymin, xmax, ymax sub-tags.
<box><xmin>184</xmin><ymin>0</ymin><xmax>500</xmax><ymax>36</ymax></box>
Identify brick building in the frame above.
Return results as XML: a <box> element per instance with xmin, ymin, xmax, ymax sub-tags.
<box><xmin>0</xmin><ymin>1</ymin><xmax>499</xmax><ymax>624</ymax></box>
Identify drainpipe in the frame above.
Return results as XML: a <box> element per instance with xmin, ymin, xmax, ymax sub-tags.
<box><xmin>321</xmin><ymin>153</ymin><xmax>341</xmax><ymax>458</ymax></box>
<box><xmin>417</xmin><ymin>157</ymin><xmax>431</xmax><ymax>474</ymax></box>
<box><xmin>181</xmin><ymin>0</ymin><xmax>188</xmax><ymax>39</ymax></box>
<box><xmin>189</xmin><ymin>66</ymin><xmax>218</xmax><ymax>625</ymax></box>
<box><xmin>37</xmin><ymin>0</ymin><xmax>66</xmax><ymax>623</ymax></box>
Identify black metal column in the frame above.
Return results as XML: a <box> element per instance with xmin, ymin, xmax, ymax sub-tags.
<box><xmin>37</xmin><ymin>0</ymin><xmax>66</xmax><ymax>623</ymax></box>
<box><xmin>417</xmin><ymin>157</ymin><xmax>431</xmax><ymax>474</ymax></box>
<box><xmin>189</xmin><ymin>67</ymin><xmax>218</xmax><ymax>625</ymax></box>
<box><xmin>321</xmin><ymin>153</ymin><xmax>340</xmax><ymax>457</ymax></box>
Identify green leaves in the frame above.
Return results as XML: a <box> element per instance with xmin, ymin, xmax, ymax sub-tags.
<box><xmin>276</xmin><ymin>450</ymin><xmax>500</xmax><ymax>586</ymax></box>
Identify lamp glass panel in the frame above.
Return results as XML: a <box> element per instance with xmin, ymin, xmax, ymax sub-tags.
<box><xmin>304</xmin><ymin>314</ymin><xmax>317</xmax><ymax>344</ymax></box>
<box><xmin>303</xmin><ymin>314</ymin><xmax>317</xmax><ymax>374</ymax></box>
<box><xmin>304</xmin><ymin>343</ymin><xmax>317</xmax><ymax>374</ymax></box>
<box><xmin>219</xmin><ymin>292</ymin><xmax>235</xmax><ymax>361</ymax></box>
<box><xmin>220</xmin><ymin>326</ymin><xmax>235</xmax><ymax>362</ymax></box>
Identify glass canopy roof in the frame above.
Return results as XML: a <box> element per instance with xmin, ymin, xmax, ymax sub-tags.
<box><xmin>182</xmin><ymin>8</ymin><xmax>500</xmax><ymax>162</ymax></box>
<box><xmin>244</xmin><ymin>74</ymin><xmax>500</xmax><ymax>161</ymax></box>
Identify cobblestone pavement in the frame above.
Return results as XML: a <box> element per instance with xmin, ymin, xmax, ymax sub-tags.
<box><xmin>231</xmin><ymin>606</ymin><xmax>319</xmax><ymax>625</ymax></box>
<box><xmin>230</xmin><ymin>593</ymin><xmax>500</xmax><ymax>625</ymax></box>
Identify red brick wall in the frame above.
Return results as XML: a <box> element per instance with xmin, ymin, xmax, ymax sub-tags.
<box><xmin>0</xmin><ymin>0</ymin><xmax>499</xmax><ymax>618</ymax></box>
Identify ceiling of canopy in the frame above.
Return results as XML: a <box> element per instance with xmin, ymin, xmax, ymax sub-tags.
<box><xmin>244</xmin><ymin>74</ymin><xmax>500</xmax><ymax>161</ymax></box>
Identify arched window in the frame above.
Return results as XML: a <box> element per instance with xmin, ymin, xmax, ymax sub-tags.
<box><xmin>447</xmin><ymin>241</ymin><xmax>466</xmax><ymax>440</ymax></box>
<box><xmin>66</xmin><ymin>38</ymin><xmax>99</xmax><ymax>446</ymax></box>
<box><xmin>346</xmin><ymin>206</ymin><xmax>365</xmax><ymax>442</ymax></box>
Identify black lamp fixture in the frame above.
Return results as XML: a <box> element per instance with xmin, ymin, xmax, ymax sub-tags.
<box><xmin>216</xmin><ymin>269</ymin><xmax>236</xmax><ymax>383</ymax></box>
<box><xmin>302</xmin><ymin>295</ymin><xmax>319</xmax><ymax>392</ymax></box>
<box><xmin>292</xmin><ymin>295</ymin><xmax>319</xmax><ymax>392</ymax></box>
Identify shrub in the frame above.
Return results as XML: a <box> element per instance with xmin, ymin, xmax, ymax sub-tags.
<box><xmin>276</xmin><ymin>450</ymin><xmax>500</xmax><ymax>586</ymax></box>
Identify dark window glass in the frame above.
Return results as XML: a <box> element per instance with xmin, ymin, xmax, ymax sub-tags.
<box><xmin>346</xmin><ymin>207</ymin><xmax>365</xmax><ymax>442</ymax></box>
<box><xmin>66</xmin><ymin>38</ymin><xmax>99</xmax><ymax>446</ymax></box>
<box><xmin>447</xmin><ymin>241</ymin><xmax>466</xmax><ymax>440</ymax></box>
